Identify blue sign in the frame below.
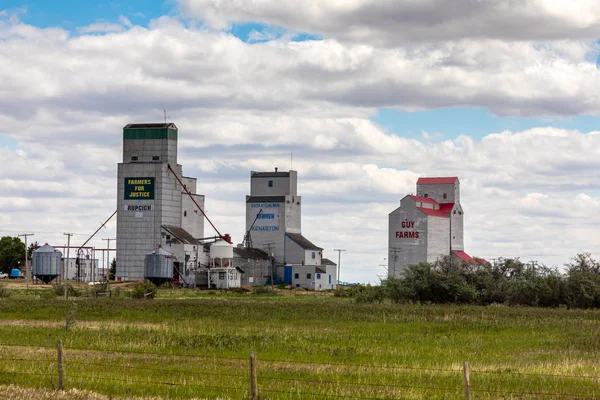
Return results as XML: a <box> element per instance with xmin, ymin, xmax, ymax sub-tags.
<box><xmin>252</xmin><ymin>203</ymin><xmax>280</xmax><ymax>208</ymax></box>
<box><xmin>252</xmin><ymin>226</ymin><xmax>280</xmax><ymax>231</ymax></box>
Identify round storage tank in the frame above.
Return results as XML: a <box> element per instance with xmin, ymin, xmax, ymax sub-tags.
<box><xmin>32</xmin><ymin>244</ymin><xmax>62</xmax><ymax>284</ymax></box>
<box><xmin>210</xmin><ymin>240</ymin><xmax>234</xmax><ymax>259</ymax></box>
<box><xmin>144</xmin><ymin>247</ymin><xmax>174</xmax><ymax>286</ymax></box>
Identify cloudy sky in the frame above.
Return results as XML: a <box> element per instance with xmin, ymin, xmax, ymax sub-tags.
<box><xmin>1</xmin><ymin>0</ymin><xmax>600</xmax><ymax>282</ymax></box>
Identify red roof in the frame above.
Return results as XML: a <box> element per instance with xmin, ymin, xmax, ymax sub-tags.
<box><xmin>452</xmin><ymin>251</ymin><xmax>474</xmax><ymax>263</ymax></box>
<box><xmin>439</xmin><ymin>203</ymin><xmax>454</xmax><ymax>213</ymax></box>
<box><xmin>417</xmin><ymin>177</ymin><xmax>458</xmax><ymax>185</ymax></box>
<box><xmin>410</xmin><ymin>195</ymin><xmax>438</xmax><ymax>205</ymax></box>
<box><xmin>418</xmin><ymin>207</ymin><xmax>448</xmax><ymax>218</ymax></box>
<box><xmin>452</xmin><ymin>251</ymin><xmax>488</xmax><ymax>265</ymax></box>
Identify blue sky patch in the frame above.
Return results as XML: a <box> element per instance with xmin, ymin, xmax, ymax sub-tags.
<box><xmin>0</xmin><ymin>134</ymin><xmax>18</xmax><ymax>150</ymax></box>
<box><xmin>228</xmin><ymin>22</ymin><xmax>322</xmax><ymax>43</ymax></box>
<box><xmin>3</xmin><ymin>1</ymin><xmax>322</xmax><ymax>43</ymax></box>
<box><xmin>1</xmin><ymin>0</ymin><xmax>168</xmax><ymax>30</ymax></box>
<box><xmin>371</xmin><ymin>108</ymin><xmax>600</xmax><ymax>140</ymax></box>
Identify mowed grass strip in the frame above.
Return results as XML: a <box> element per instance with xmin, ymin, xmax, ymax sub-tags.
<box><xmin>0</xmin><ymin>297</ymin><xmax>599</xmax><ymax>399</ymax></box>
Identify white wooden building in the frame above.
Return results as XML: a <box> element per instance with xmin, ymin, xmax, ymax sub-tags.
<box><xmin>208</xmin><ymin>267</ymin><xmax>243</xmax><ymax>289</ymax></box>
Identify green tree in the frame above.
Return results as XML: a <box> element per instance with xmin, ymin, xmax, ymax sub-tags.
<box><xmin>109</xmin><ymin>258</ymin><xmax>116</xmax><ymax>281</ymax></box>
<box><xmin>27</xmin><ymin>241</ymin><xmax>39</xmax><ymax>259</ymax></box>
<box><xmin>565</xmin><ymin>253</ymin><xmax>600</xmax><ymax>309</ymax></box>
<box><xmin>0</xmin><ymin>236</ymin><xmax>26</xmax><ymax>274</ymax></box>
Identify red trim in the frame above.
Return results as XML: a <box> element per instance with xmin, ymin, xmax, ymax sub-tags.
<box><xmin>410</xmin><ymin>195</ymin><xmax>438</xmax><ymax>205</ymax></box>
<box><xmin>439</xmin><ymin>203</ymin><xmax>454</xmax><ymax>213</ymax></box>
<box><xmin>452</xmin><ymin>251</ymin><xmax>473</xmax><ymax>263</ymax></box>
<box><xmin>452</xmin><ymin>251</ymin><xmax>487</xmax><ymax>265</ymax></box>
<box><xmin>417</xmin><ymin>177</ymin><xmax>458</xmax><ymax>185</ymax></box>
<box><xmin>418</xmin><ymin>207</ymin><xmax>448</xmax><ymax>217</ymax></box>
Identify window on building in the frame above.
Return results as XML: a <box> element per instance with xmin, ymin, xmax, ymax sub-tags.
<box><xmin>443</xmin><ymin>193</ymin><xmax>447</xmax><ymax>199</ymax></box>
<box><xmin>329</xmin><ymin>275</ymin><xmax>331</xmax><ymax>284</ymax></box>
<box><xmin>312</xmin><ymin>252</ymin><xmax>316</xmax><ymax>259</ymax></box>
<box><xmin>184</xmin><ymin>211</ymin><xmax>187</xmax><ymax>217</ymax></box>
<box><xmin>424</xmin><ymin>193</ymin><xmax>428</xmax><ymax>198</ymax></box>
<box><xmin>218</xmin><ymin>272</ymin><xmax>225</xmax><ymax>280</ymax></box>
<box><xmin>316</xmin><ymin>273</ymin><xmax>321</xmax><ymax>279</ymax></box>
<box><xmin>131</xmin><ymin>156</ymin><xmax>138</xmax><ymax>161</ymax></box>
<box><xmin>294</xmin><ymin>273</ymin><xmax>299</xmax><ymax>279</ymax></box>
<box><xmin>307</xmin><ymin>273</ymin><xmax>312</xmax><ymax>279</ymax></box>
<box><xmin>268</xmin><ymin>180</ymin><xmax>273</xmax><ymax>187</ymax></box>
<box><xmin>152</xmin><ymin>155</ymin><xmax>160</xmax><ymax>161</ymax></box>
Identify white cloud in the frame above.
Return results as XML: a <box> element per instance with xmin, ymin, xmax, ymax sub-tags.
<box><xmin>119</xmin><ymin>15</ymin><xmax>133</xmax><ymax>28</ymax></box>
<box><xmin>2</xmin><ymin>20</ymin><xmax>600</xmax><ymax>118</ymax></box>
<box><xmin>178</xmin><ymin>0</ymin><xmax>600</xmax><ymax>45</ymax></box>
<box><xmin>247</xmin><ymin>28</ymin><xmax>280</xmax><ymax>42</ymax></box>
<box><xmin>1</xmin><ymin>16</ymin><xmax>600</xmax><ymax>281</ymax></box>
<box><xmin>77</xmin><ymin>22</ymin><xmax>125</xmax><ymax>34</ymax></box>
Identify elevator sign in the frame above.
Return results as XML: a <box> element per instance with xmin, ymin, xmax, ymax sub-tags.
<box><xmin>250</xmin><ymin>203</ymin><xmax>280</xmax><ymax>231</ymax></box>
<box><xmin>124</xmin><ymin>177</ymin><xmax>155</xmax><ymax>200</ymax></box>
<box><xmin>396</xmin><ymin>220</ymin><xmax>420</xmax><ymax>239</ymax></box>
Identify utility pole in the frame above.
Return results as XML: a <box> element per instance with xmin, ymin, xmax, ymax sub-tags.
<box><xmin>18</xmin><ymin>233</ymin><xmax>34</xmax><ymax>289</ymax></box>
<box><xmin>63</xmin><ymin>233</ymin><xmax>73</xmax><ymax>299</ymax></box>
<box><xmin>264</xmin><ymin>243</ymin><xmax>275</xmax><ymax>290</ymax></box>
<box><xmin>390</xmin><ymin>247</ymin><xmax>401</xmax><ymax>278</ymax></box>
<box><xmin>102</xmin><ymin>238</ymin><xmax>115</xmax><ymax>278</ymax></box>
<box><xmin>334</xmin><ymin>249</ymin><xmax>346</xmax><ymax>285</ymax></box>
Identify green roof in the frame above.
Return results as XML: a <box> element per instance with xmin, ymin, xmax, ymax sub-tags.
<box><xmin>123</xmin><ymin>123</ymin><xmax>178</xmax><ymax>140</ymax></box>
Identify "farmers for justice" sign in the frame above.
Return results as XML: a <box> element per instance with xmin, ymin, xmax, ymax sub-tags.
<box><xmin>124</xmin><ymin>177</ymin><xmax>155</xmax><ymax>200</ymax></box>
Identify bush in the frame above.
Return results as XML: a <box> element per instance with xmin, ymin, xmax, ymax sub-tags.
<box><xmin>0</xmin><ymin>284</ymin><xmax>11</xmax><ymax>298</ymax></box>
<box><xmin>63</xmin><ymin>301</ymin><xmax>77</xmax><ymax>331</ymax></box>
<box><xmin>52</xmin><ymin>282</ymin><xmax>81</xmax><ymax>297</ymax></box>
<box><xmin>381</xmin><ymin>278</ymin><xmax>408</xmax><ymax>304</ymax></box>
<box><xmin>88</xmin><ymin>281</ymin><xmax>111</xmax><ymax>297</ymax></box>
<box><xmin>353</xmin><ymin>284</ymin><xmax>385</xmax><ymax>304</ymax></box>
<box><xmin>131</xmin><ymin>280</ymin><xmax>157</xmax><ymax>299</ymax></box>
<box><xmin>252</xmin><ymin>285</ymin><xmax>276</xmax><ymax>296</ymax></box>
<box><xmin>333</xmin><ymin>286</ymin><xmax>353</xmax><ymax>298</ymax></box>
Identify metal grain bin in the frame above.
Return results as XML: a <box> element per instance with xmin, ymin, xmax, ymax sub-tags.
<box><xmin>32</xmin><ymin>244</ymin><xmax>62</xmax><ymax>283</ymax></box>
<box><xmin>144</xmin><ymin>247</ymin><xmax>174</xmax><ymax>286</ymax></box>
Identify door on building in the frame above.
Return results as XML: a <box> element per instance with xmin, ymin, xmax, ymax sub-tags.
<box><xmin>284</xmin><ymin>265</ymin><xmax>292</xmax><ymax>284</ymax></box>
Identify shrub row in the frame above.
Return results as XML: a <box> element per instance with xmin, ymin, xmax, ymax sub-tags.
<box><xmin>336</xmin><ymin>253</ymin><xmax>600</xmax><ymax>308</ymax></box>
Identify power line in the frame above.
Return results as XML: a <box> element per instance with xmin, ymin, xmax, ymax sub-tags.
<box><xmin>17</xmin><ymin>233</ymin><xmax>34</xmax><ymax>289</ymax></box>
<box><xmin>263</xmin><ymin>242</ymin><xmax>275</xmax><ymax>290</ymax></box>
<box><xmin>102</xmin><ymin>238</ymin><xmax>115</xmax><ymax>271</ymax></box>
<box><xmin>334</xmin><ymin>249</ymin><xmax>346</xmax><ymax>285</ymax></box>
<box><xmin>63</xmin><ymin>233</ymin><xmax>73</xmax><ymax>298</ymax></box>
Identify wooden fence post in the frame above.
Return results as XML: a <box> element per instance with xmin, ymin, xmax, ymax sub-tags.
<box><xmin>57</xmin><ymin>340</ymin><xmax>64</xmax><ymax>391</ymax></box>
<box><xmin>250</xmin><ymin>351</ymin><xmax>258</xmax><ymax>400</ymax></box>
<box><xmin>463</xmin><ymin>361</ymin><xmax>471</xmax><ymax>400</ymax></box>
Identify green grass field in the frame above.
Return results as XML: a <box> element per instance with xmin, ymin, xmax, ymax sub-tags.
<box><xmin>0</xmin><ymin>284</ymin><xmax>599</xmax><ymax>399</ymax></box>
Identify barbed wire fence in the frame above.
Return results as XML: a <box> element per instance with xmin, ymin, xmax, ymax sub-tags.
<box><xmin>0</xmin><ymin>342</ymin><xmax>599</xmax><ymax>399</ymax></box>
